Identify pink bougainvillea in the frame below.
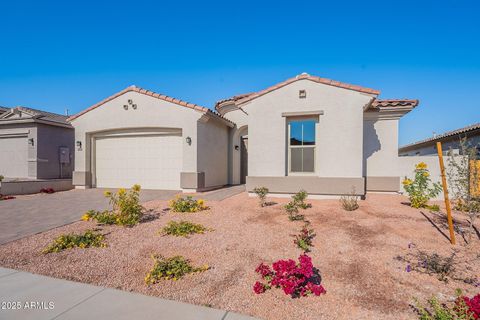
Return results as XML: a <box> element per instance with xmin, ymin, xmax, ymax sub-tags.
<box><xmin>253</xmin><ymin>254</ymin><xmax>326</xmax><ymax>298</ymax></box>
<box><xmin>462</xmin><ymin>293</ymin><xmax>480</xmax><ymax>319</ymax></box>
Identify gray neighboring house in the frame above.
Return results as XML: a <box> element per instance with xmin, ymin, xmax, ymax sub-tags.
<box><xmin>0</xmin><ymin>106</ymin><xmax>74</xmax><ymax>194</ymax></box>
<box><xmin>69</xmin><ymin>73</ymin><xmax>418</xmax><ymax>197</ymax></box>
<box><xmin>399</xmin><ymin>123</ymin><xmax>480</xmax><ymax>156</ymax></box>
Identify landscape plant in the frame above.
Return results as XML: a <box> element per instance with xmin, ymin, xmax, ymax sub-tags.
<box><xmin>340</xmin><ymin>187</ymin><xmax>359</xmax><ymax>211</ymax></box>
<box><xmin>42</xmin><ymin>230</ymin><xmax>106</xmax><ymax>253</ymax></box>
<box><xmin>169</xmin><ymin>195</ymin><xmax>208</xmax><ymax>213</ymax></box>
<box><xmin>0</xmin><ymin>175</ymin><xmax>3</xmax><ymax>182</ymax></box>
<box><xmin>253</xmin><ymin>253</ymin><xmax>326</xmax><ymax>298</ymax></box>
<box><xmin>253</xmin><ymin>187</ymin><xmax>269</xmax><ymax>207</ymax></box>
<box><xmin>145</xmin><ymin>255</ymin><xmax>209</xmax><ymax>284</ymax></box>
<box><xmin>161</xmin><ymin>220</ymin><xmax>210</xmax><ymax>237</ymax></box>
<box><xmin>284</xmin><ymin>190</ymin><xmax>312</xmax><ymax>221</ymax></box>
<box><xmin>414</xmin><ymin>289</ymin><xmax>479</xmax><ymax>320</ymax></box>
<box><xmin>447</xmin><ymin>139</ymin><xmax>480</xmax><ymax>243</ymax></box>
<box><xmin>403</xmin><ymin>162</ymin><xmax>442</xmax><ymax>208</ymax></box>
<box><xmin>40</xmin><ymin>187</ymin><xmax>55</xmax><ymax>194</ymax></box>
<box><xmin>0</xmin><ymin>194</ymin><xmax>15</xmax><ymax>201</ymax></box>
<box><xmin>292</xmin><ymin>222</ymin><xmax>316</xmax><ymax>252</ymax></box>
<box><xmin>81</xmin><ymin>184</ymin><xmax>144</xmax><ymax>227</ymax></box>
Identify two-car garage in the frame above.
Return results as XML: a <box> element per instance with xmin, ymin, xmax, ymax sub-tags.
<box><xmin>94</xmin><ymin>133</ymin><xmax>183</xmax><ymax>190</ymax></box>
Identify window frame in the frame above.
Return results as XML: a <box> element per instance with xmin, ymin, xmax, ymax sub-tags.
<box><xmin>287</xmin><ymin>117</ymin><xmax>317</xmax><ymax>175</ymax></box>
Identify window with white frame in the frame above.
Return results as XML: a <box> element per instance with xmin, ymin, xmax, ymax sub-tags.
<box><xmin>288</xmin><ymin>119</ymin><xmax>316</xmax><ymax>173</ymax></box>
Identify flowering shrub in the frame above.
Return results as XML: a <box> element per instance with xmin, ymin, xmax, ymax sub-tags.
<box><xmin>292</xmin><ymin>223</ymin><xmax>316</xmax><ymax>252</ymax></box>
<box><xmin>253</xmin><ymin>187</ymin><xmax>269</xmax><ymax>207</ymax></box>
<box><xmin>145</xmin><ymin>255</ymin><xmax>209</xmax><ymax>284</ymax></box>
<box><xmin>414</xmin><ymin>290</ymin><xmax>479</xmax><ymax>320</ymax></box>
<box><xmin>169</xmin><ymin>196</ymin><xmax>208</xmax><ymax>213</ymax></box>
<box><xmin>82</xmin><ymin>185</ymin><xmax>143</xmax><ymax>227</ymax></box>
<box><xmin>161</xmin><ymin>220</ymin><xmax>210</xmax><ymax>237</ymax></box>
<box><xmin>42</xmin><ymin>230</ymin><xmax>106</xmax><ymax>253</ymax></box>
<box><xmin>253</xmin><ymin>254</ymin><xmax>326</xmax><ymax>298</ymax></box>
<box><xmin>403</xmin><ymin>162</ymin><xmax>442</xmax><ymax>208</ymax></box>
<box><xmin>40</xmin><ymin>187</ymin><xmax>55</xmax><ymax>194</ymax></box>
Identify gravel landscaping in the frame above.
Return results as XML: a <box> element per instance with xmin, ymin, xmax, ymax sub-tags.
<box><xmin>0</xmin><ymin>192</ymin><xmax>479</xmax><ymax>320</ymax></box>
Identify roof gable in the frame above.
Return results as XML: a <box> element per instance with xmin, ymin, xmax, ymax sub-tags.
<box><xmin>68</xmin><ymin>85</ymin><xmax>234</xmax><ymax>127</ymax></box>
<box><xmin>0</xmin><ymin>106</ymin><xmax>70</xmax><ymax>125</ymax></box>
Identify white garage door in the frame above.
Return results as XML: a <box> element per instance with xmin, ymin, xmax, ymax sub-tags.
<box><xmin>0</xmin><ymin>136</ymin><xmax>28</xmax><ymax>178</ymax></box>
<box><xmin>95</xmin><ymin>134</ymin><xmax>183</xmax><ymax>190</ymax></box>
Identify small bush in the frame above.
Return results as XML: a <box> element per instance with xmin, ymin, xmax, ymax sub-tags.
<box><xmin>292</xmin><ymin>223</ymin><xmax>316</xmax><ymax>252</ymax></box>
<box><xmin>292</xmin><ymin>190</ymin><xmax>312</xmax><ymax>209</ymax></box>
<box><xmin>82</xmin><ymin>185</ymin><xmax>144</xmax><ymax>227</ymax></box>
<box><xmin>400</xmin><ymin>250</ymin><xmax>456</xmax><ymax>282</ymax></box>
<box><xmin>284</xmin><ymin>190</ymin><xmax>311</xmax><ymax>221</ymax></box>
<box><xmin>145</xmin><ymin>255</ymin><xmax>209</xmax><ymax>284</ymax></box>
<box><xmin>0</xmin><ymin>175</ymin><xmax>4</xmax><ymax>182</ymax></box>
<box><xmin>414</xmin><ymin>289</ymin><xmax>479</xmax><ymax>320</ymax></box>
<box><xmin>253</xmin><ymin>187</ymin><xmax>269</xmax><ymax>207</ymax></box>
<box><xmin>340</xmin><ymin>189</ymin><xmax>359</xmax><ymax>211</ymax></box>
<box><xmin>43</xmin><ymin>230</ymin><xmax>106</xmax><ymax>253</ymax></box>
<box><xmin>169</xmin><ymin>196</ymin><xmax>208</xmax><ymax>213</ymax></box>
<box><xmin>427</xmin><ymin>204</ymin><xmax>440</xmax><ymax>212</ymax></box>
<box><xmin>161</xmin><ymin>220</ymin><xmax>210</xmax><ymax>237</ymax></box>
<box><xmin>403</xmin><ymin>162</ymin><xmax>442</xmax><ymax>208</ymax></box>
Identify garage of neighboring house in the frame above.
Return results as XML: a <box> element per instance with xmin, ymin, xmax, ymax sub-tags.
<box><xmin>0</xmin><ymin>134</ymin><xmax>28</xmax><ymax>178</ymax></box>
<box><xmin>69</xmin><ymin>86</ymin><xmax>233</xmax><ymax>191</ymax></box>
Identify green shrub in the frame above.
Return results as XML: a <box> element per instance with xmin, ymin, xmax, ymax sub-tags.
<box><xmin>414</xmin><ymin>289</ymin><xmax>476</xmax><ymax>320</ymax></box>
<box><xmin>43</xmin><ymin>230</ymin><xmax>106</xmax><ymax>253</ymax></box>
<box><xmin>292</xmin><ymin>190</ymin><xmax>312</xmax><ymax>209</ymax></box>
<box><xmin>403</xmin><ymin>162</ymin><xmax>442</xmax><ymax>208</ymax></box>
<box><xmin>292</xmin><ymin>223</ymin><xmax>316</xmax><ymax>252</ymax></box>
<box><xmin>144</xmin><ymin>255</ymin><xmax>209</xmax><ymax>284</ymax></box>
<box><xmin>0</xmin><ymin>175</ymin><xmax>4</xmax><ymax>182</ymax></box>
<box><xmin>253</xmin><ymin>187</ymin><xmax>269</xmax><ymax>207</ymax></box>
<box><xmin>284</xmin><ymin>190</ymin><xmax>311</xmax><ymax>221</ymax></box>
<box><xmin>161</xmin><ymin>220</ymin><xmax>210</xmax><ymax>237</ymax></box>
<box><xmin>169</xmin><ymin>196</ymin><xmax>208</xmax><ymax>213</ymax></box>
<box><xmin>427</xmin><ymin>204</ymin><xmax>440</xmax><ymax>212</ymax></box>
<box><xmin>82</xmin><ymin>185</ymin><xmax>144</xmax><ymax>227</ymax></box>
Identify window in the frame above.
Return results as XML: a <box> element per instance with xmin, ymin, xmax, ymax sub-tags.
<box><xmin>288</xmin><ymin>119</ymin><xmax>316</xmax><ymax>173</ymax></box>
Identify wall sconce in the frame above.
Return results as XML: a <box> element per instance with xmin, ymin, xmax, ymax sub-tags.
<box><xmin>299</xmin><ymin>90</ymin><xmax>306</xmax><ymax>99</ymax></box>
<box><xmin>28</xmin><ymin>138</ymin><xmax>34</xmax><ymax>146</ymax></box>
<box><xmin>76</xmin><ymin>141</ymin><xmax>82</xmax><ymax>150</ymax></box>
<box><xmin>186</xmin><ymin>136</ymin><xmax>192</xmax><ymax>145</ymax></box>
<box><xmin>235</xmin><ymin>145</ymin><xmax>239</xmax><ymax>150</ymax></box>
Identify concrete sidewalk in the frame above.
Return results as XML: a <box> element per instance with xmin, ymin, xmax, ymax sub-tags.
<box><xmin>0</xmin><ymin>268</ymin><xmax>258</xmax><ymax>320</ymax></box>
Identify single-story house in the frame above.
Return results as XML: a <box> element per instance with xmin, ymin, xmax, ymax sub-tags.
<box><xmin>0</xmin><ymin>106</ymin><xmax>74</xmax><ymax>194</ymax></box>
<box><xmin>399</xmin><ymin>123</ymin><xmax>480</xmax><ymax>156</ymax></box>
<box><xmin>69</xmin><ymin>73</ymin><xmax>418</xmax><ymax>196</ymax></box>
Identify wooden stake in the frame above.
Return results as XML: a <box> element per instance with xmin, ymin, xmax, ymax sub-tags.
<box><xmin>436</xmin><ymin>142</ymin><xmax>456</xmax><ymax>245</ymax></box>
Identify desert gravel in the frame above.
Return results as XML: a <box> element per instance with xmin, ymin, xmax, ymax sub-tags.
<box><xmin>0</xmin><ymin>193</ymin><xmax>479</xmax><ymax>320</ymax></box>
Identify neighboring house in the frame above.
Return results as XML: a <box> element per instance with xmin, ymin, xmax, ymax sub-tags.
<box><xmin>399</xmin><ymin>123</ymin><xmax>480</xmax><ymax>156</ymax></box>
<box><xmin>69</xmin><ymin>73</ymin><xmax>418</xmax><ymax>196</ymax></box>
<box><xmin>0</xmin><ymin>106</ymin><xmax>74</xmax><ymax>180</ymax></box>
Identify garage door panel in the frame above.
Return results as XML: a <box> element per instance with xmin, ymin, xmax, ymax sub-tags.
<box><xmin>95</xmin><ymin>135</ymin><xmax>182</xmax><ymax>190</ymax></box>
<box><xmin>0</xmin><ymin>136</ymin><xmax>28</xmax><ymax>178</ymax></box>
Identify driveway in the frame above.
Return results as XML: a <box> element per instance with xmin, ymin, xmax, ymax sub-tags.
<box><xmin>0</xmin><ymin>189</ymin><xmax>178</xmax><ymax>245</ymax></box>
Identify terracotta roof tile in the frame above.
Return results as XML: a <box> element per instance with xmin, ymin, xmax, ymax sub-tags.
<box><xmin>372</xmin><ymin>99</ymin><xmax>419</xmax><ymax>108</ymax></box>
<box><xmin>67</xmin><ymin>86</ymin><xmax>234</xmax><ymax>127</ymax></box>
<box><xmin>215</xmin><ymin>73</ymin><xmax>380</xmax><ymax>110</ymax></box>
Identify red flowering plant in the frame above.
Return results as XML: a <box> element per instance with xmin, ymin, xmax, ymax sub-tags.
<box><xmin>461</xmin><ymin>293</ymin><xmax>480</xmax><ymax>319</ymax></box>
<box><xmin>253</xmin><ymin>254</ymin><xmax>326</xmax><ymax>298</ymax></box>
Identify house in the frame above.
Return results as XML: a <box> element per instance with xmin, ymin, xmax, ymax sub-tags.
<box><xmin>399</xmin><ymin>123</ymin><xmax>480</xmax><ymax>156</ymax></box>
<box><xmin>0</xmin><ymin>106</ymin><xmax>74</xmax><ymax>194</ymax></box>
<box><xmin>69</xmin><ymin>73</ymin><xmax>418</xmax><ymax>196</ymax></box>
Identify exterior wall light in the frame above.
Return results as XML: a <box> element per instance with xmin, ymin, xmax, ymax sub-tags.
<box><xmin>76</xmin><ymin>141</ymin><xmax>82</xmax><ymax>150</ymax></box>
<box><xmin>235</xmin><ymin>145</ymin><xmax>239</xmax><ymax>150</ymax></box>
<box><xmin>186</xmin><ymin>137</ymin><xmax>192</xmax><ymax>145</ymax></box>
<box><xmin>28</xmin><ymin>138</ymin><xmax>34</xmax><ymax>146</ymax></box>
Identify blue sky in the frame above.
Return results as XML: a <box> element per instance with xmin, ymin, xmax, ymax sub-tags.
<box><xmin>1</xmin><ymin>0</ymin><xmax>479</xmax><ymax>146</ymax></box>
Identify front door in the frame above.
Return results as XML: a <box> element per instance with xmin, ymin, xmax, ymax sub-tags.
<box><xmin>240</xmin><ymin>137</ymin><xmax>248</xmax><ymax>184</ymax></box>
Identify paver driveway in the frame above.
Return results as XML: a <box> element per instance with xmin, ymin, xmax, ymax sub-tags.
<box><xmin>0</xmin><ymin>189</ymin><xmax>179</xmax><ymax>245</ymax></box>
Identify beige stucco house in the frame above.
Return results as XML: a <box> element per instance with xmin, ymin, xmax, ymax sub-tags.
<box><xmin>69</xmin><ymin>73</ymin><xmax>418</xmax><ymax>196</ymax></box>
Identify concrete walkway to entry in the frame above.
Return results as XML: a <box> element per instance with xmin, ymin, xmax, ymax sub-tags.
<box><xmin>0</xmin><ymin>267</ymin><xmax>258</xmax><ymax>320</ymax></box>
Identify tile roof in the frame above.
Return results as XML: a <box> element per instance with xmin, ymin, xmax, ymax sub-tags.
<box><xmin>215</xmin><ymin>73</ymin><xmax>380</xmax><ymax>110</ymax></box>
<box><xmin>399</xmin><ymin>122</ymin><xmax>480</xmax><ymax>151</ymax></box>
<box><xmin>68</xmin><ymin>85</ymin><xmax>234</xmax><ymax>127</ymax></box>
<box><xmin>0</xmin><ymin>106</ymin><xmax>9</xmax><ymax>114</ymax></box>
<box><xmin>0</xmin><ymin>106</ymin><xmax>71</xmax><ymax>125</ymax></box>
<box><xmin>371</xmin><ymin>99</ymin><xmax>419</xmax><ymax>109</ymax></box>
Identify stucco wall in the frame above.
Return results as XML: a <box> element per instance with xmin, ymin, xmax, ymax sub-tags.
<box><xmin>364</xmin><ymin>118</ymin><xmax>399</xmax><ymax>177</ymax></box>
<box><xmin>242</xmin><ymin>79</ymin><xmax>373</xmax><ymax>179</ymax></box>
<box><xmin>197</xmin><ymin>118</ymin><xmax>229</xmax><ymax>188</ymax></box>
<box><xmin>36</xmin><ymin>124</ymin><xmax>74</xmax><ymax>179</ymax></box>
